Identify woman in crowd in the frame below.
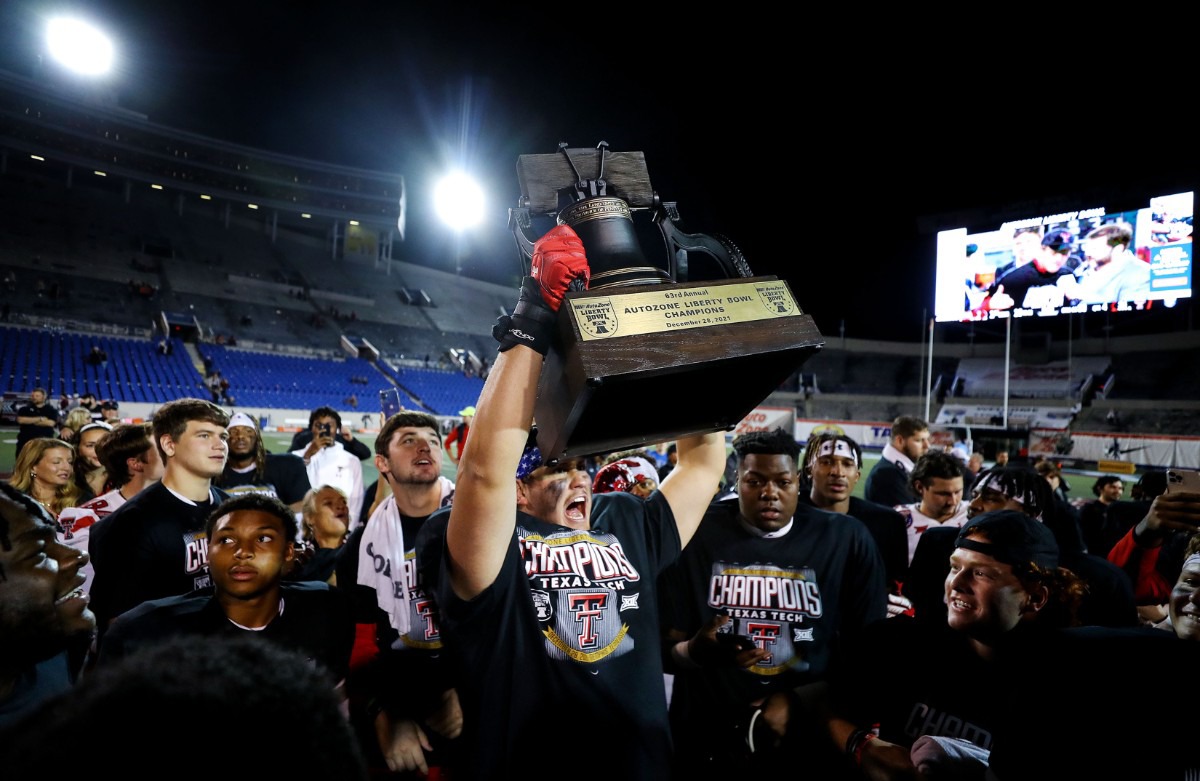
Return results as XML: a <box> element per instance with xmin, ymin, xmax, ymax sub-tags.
<box><xmin>71</xmin><ymin>422</ymin><xmax>112</xmax><ymax>502</ymax></box>
<box><xmin>9</xmin><ymin>437</ymin><xmax>80</xmax><ymax>520</ymax></box>
<box><xmin>290</xmin><ymin>484</ymin><xmax>352</xmax><ymax>584</ymax></box>
<box><xmin>58</xmin><ymin>407</ymin><xmax>93</xmax><ymax>443</ymax></box>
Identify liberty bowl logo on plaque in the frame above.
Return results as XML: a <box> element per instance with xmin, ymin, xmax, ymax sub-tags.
<box><xmin>574</xmin><ymin>298</ymin><xmax>619</xmax><ymax>339</ymax></box>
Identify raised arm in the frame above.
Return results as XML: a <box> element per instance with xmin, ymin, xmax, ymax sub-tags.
<box><xmin>658</xmin><ymin>431</ymin><xmax>726</xmax><ymax>547</ymax></box>
<box><xmin>445</xmin><ymin>225</ymin><xmax>589</xmax><ymax>600</ymax></box>
<box><xmin>445</xmin><ymin>347</ymin><xmax>542</xmax><ymax>599</ymax></box>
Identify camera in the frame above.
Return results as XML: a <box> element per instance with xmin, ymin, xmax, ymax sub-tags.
<box><xmin>1166</xmin><ymin>469</ymin><xmax>1200</xmax><ymax>494</ymax></box>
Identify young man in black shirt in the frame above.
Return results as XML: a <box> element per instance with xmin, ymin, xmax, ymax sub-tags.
<box><xmin>416</xmin><ymin>224</ymin><xmax>725</xmax><ymax>781</ymax></box>
<box><xmin>96</xmin><ymin>493</ymin><xmax>353</xmax><ymax>687</ymax></box>
<box><xmin>218</xmin><ymin>411</ymin><xmax>311</xmax><ymax>512</ymax></box>
<box><xmin>87</xmin><ymin>398</ymin><xmax>232</xmax><ymax>641</ymax></box>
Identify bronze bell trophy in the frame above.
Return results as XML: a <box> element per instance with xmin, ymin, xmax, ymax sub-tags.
<box><xmin>508</xmin><ymin>142</ymin><xmax>825</xmax><ymax>465</ymax></box>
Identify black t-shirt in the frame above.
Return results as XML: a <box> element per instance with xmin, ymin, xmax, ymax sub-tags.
<box><xmin>989</xmin><ymin>262</ymin><xmax>1069</xmax><ymax>310</ymax></box>
<box><xmin>800</xmin><ymin>494</ymin><xmax>909</xmax><ymax>589</ymax></box>
<box><xmin>662</xmin><ymin>497</ymin><xmax>885</xmax><ymax>698</ymax></box>
<box><xmin>88</xmin><ymin>482</ymin><xmax>230</xmax><ymax>632</ymax></box>
<box><xmin>863</xmin><ymin>457</ymin><xmax>917</xmax><ymax>508</ymax></box>
<box><xmin>660</xmin><ymin>498</ymin><xmax>886</xmax><ymax>771</ymax></box>
<box><xmin>829</xmin><ymin>616</ymin><xmax>1016</xmax><ymax>751</ymax></box>
<box><xmin>1079</xmin><ymin>499</ymin><xmax>1145</xmax><ymax>559</ymax></box>
<box><xmin>96</xmin><ymin>581</ymin><xmax>354</xmax><ymax>683</ymax></box>
<box><xmin>289</xmin><ymin>545</ymin><xmax>340</xmax><ymax>584</ymax></box>
<box><xmin>417</xmin><ymin>492</ymin><xmax>680</xmax><ymax>781</ymax></box>
<box><xmin>218</xmin><ymin>453</ymin><xmax>312</xmax><ymax>506</ymax></box>
<box><xmin>15</xmin><ymin>402</ymin><xmax>58</xmax><ymax>449</ymax></box>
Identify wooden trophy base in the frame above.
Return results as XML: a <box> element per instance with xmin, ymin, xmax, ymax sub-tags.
<box><xmin>535</xmin><ymin>275</ymin><xmax>824</xmax><ymax>463</ymax></box>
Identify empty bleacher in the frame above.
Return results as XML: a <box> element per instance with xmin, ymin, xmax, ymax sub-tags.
<box><xmin>196</xmin><ymin>343</ymin><xmax>392</xmax><ymax>411</ymax></box>
<box><xmin>1104</xmin><ymin>347</ymin><xmax>1200</xmax><ymax>401</ymax></box>
<box><xmin>382</xmin><ymin>363</ymin><xmax>484</xmax><ymax>417</ymax></box>
<box><xmin>0</xmin><ymin>325</ymin><xmax>201</xmax><ymax>402</ymax></box>
<box><xmin>191</xmin><ymin>342</ymin><xmax>483</xmax><ymax>416</ymax></box>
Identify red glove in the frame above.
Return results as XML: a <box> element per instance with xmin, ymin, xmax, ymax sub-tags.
<box><xmin>531</xmin><ymin>224</ymin><xmax>590</xmax><ymax>311</ymax></box>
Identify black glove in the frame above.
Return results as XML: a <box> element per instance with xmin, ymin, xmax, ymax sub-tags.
<box><xmin>493</xmin><ymin>277</ymin><xmax>559</xmax><ymax>355</ymax></box>
<box><xmin>493</xmin><ymin>225</ymin><xmax>590</xmax><ymax>355</ymax></box>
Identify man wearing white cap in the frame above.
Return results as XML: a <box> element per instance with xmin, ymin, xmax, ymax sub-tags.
<box><xmin>217</xmin><ymin>412</ymin><xmax>311</xmax><ymax>513</ymax></box>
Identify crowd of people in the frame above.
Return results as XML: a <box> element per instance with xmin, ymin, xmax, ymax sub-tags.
<box><xmin>4</xmin><ymin>224</ymin><xmax>1200</xmax><ymax>779</ymax></box>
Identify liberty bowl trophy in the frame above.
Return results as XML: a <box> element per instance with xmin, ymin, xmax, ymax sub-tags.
<box><xmin>508</xmin><ymin>142</ymin><xmax>824</xmax><ymax>464</ymax></box>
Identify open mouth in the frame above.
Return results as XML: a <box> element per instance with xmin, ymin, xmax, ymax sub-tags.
<box><xmin>565</xmin><ymin>496</ymin><xmax>587</xmax><ymax>522</ymax></box>
<box><xmin>55</xmin><ymin>587</ymin><xmax>87</xmax><ymax>606</ymax></box>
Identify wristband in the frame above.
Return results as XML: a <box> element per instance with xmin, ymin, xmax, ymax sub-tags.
<box><xmin>845</xmin><ymin>728</ymin><xmax>877</xmax><ymax>766</ymax></box>
<box><xmin>494</xmin><ymin>277</ymin><xmax>559</xmax><ymax>355</ymax></box>
<box><xmin>855</xmin><ymin>732</ymin><xmax>876</xmax><ymax>765</ymax></box>
<box><xmin>493</xmin><ymin>311</ymin><xmax>556</xmax><ymax>355</ymax></box>
<box><xmin>364</xmin><ymin>695</ymin><xmax>387</xmax><ymax>720</ymax></box>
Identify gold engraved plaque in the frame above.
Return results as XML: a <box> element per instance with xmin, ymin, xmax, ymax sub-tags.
<box><xmin>569</xmin><ymin>279</ymin><xmax>798</xmax><ymax>340</ymax></box>
<box><xmin>535</xmin><ymin>275</ymin><xmax>825</xmax><ymax>463</ymax></box>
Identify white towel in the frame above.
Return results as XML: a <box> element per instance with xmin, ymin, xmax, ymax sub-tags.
<box><xmin>356</xmin><ymin>495</ymin><xmax>410</xmax><ymax>636</ymax></box>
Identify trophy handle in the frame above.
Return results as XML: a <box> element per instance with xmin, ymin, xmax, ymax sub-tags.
<box><xmin>508</xmin><ymin>204</ymin><xmax>538</xmax><ymax>274</ymax></box>
<box><xmin>654</xmin><ymin>199</ymin><xmax>754</xmax><ymax>282</ymax></box>
<box><xmin>510</xmin><ymin>194</ymin><xmax>755</xmax><ymax>283</ymax></box>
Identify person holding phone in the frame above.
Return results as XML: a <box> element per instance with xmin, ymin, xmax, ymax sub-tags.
<box><xmin>289</xmin><ymin>407</ymin><xmax>372</xmax><ymax>461</ymax></box>
<box><xmin>658</xmin><ymin>427</ymin><xmax>886</xmax><ymax>776</ymax></box>
<box><xmin>1106</xmin><ymin>471</ymin><xmax>1200</xmax><ymax>612</ymax></box>
<box><xmin>291</xmin><ymin>407</ymin><xmax>364</xmax><ymax>524</ymax></box>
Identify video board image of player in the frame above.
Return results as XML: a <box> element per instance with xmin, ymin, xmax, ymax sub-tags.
<box><xmin>935</xmin><ymin>190</ymin><xmax>1194</xmax><ymax>324</ymax></box>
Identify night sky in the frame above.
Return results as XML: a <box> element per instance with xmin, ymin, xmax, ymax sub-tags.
<box><xmin>1</xmin><ymin>2</ymin><xmax>1196</xmax><ymax>343</ymax></box>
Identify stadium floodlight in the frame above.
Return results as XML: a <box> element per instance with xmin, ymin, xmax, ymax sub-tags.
<box><xmin>45</xmin><ymin>17</ymin><xmax>114</xmax><ymax>77</ymax></box>
<box><xmin>433</xmin><ymin>171</ymin><xmax>485</xmax><ymax>231</ymax></box>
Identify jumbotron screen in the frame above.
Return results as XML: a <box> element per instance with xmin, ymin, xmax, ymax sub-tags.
<box><xmin>933</xmin><ymin>190</ymin><xmax>1194</xmax><ymax>323</ymax></box>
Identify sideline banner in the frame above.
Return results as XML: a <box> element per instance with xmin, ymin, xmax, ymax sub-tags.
<box><xmin>732</xmin><ymin>406</ymin><xmax>797</xmax><ymax>437</ymax></box>
<box><xmin>792</xmin><ymin>419</ymin><xmax>893</xmax><ymax>450</ymax></box>
<box><xmin>1030</xmin><ymin>429</ymin><xmax>1200</xmax><ymax>468</ymax></box>
<box><xmin>936</xmin><ymin>404</ymin><xmax>1076</xmax><ymax>430</ymax></box>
